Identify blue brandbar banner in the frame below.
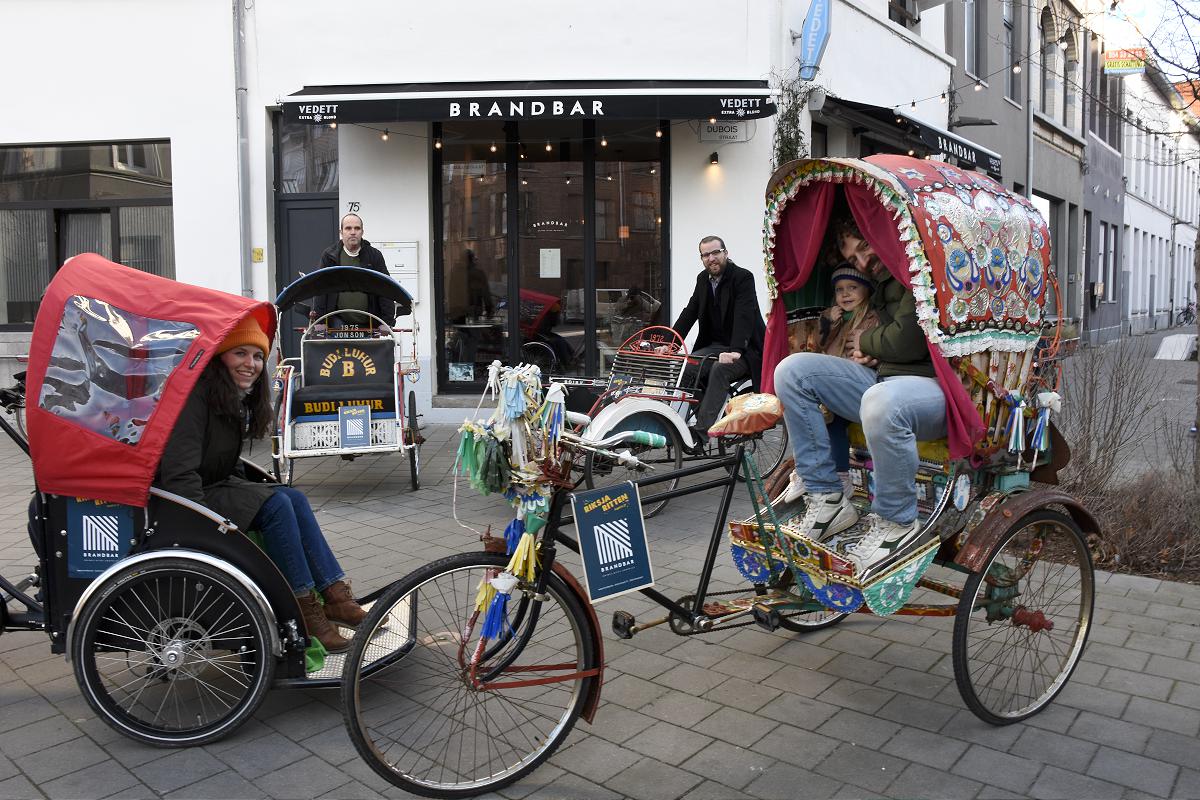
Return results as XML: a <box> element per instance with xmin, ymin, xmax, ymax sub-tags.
<box><xmin>570</xmin><ymin>481</ymin><xmax>654</xmax><ymax>603</ymax></box>
<box><xmin>339</xmin><ymin>405</ymin><xmax>372</xmax><ymax>448</ymax></box>
<box><xmin>67</xmin><ymin>498</ymin><xmax>133</xmax><ymax>578</ymax></box>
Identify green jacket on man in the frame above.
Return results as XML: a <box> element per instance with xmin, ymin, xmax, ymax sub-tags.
<box><xmin>858</xmin><ymin>275</ymin><xmax>935</xmax><ymax>379</ymax></box>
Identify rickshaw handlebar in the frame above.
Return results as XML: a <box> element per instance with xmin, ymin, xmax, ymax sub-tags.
<box><xmin>559</xmin><ymin>429</ymin><xmax>666</xmax><ymax>469</ymax></box>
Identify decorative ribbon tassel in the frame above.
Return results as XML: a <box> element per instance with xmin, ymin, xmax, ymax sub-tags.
<box><xmin>1005</xmin><ymin>393</ymin><xmax>1026</xmax><ymax>454</ymax></box>
<box><xmin>502</xmin><ymin>373</ymin><xmax>527</xmax><ymax>420</ymax></box>
<box><xmin>506</xmin><ymin>531</ymin><xmax>538</xmax><ymax>582</ymax></box>
<box><xmin>473</xmin><ymin>574</ymin><xmax>496</xmax><ymax>613</ymax></box>
<box><xmin>538</xmin><ymin>383</ymin><xmax>566</xmax><ymax>458</ymax></box>
<box><xmin>480</xmin><ymin>572</ymin><xmax>519</xmax><ymax>639</ymax></box>
<box><xmin>1030</xmin><ymin>391</ymin><xmax>1061</xmax><ymax>453</ymax></box>
<box><xmin>502</xmin><ymin>517</ymin><xmax>525</xmax><ymax>555</ymax></box>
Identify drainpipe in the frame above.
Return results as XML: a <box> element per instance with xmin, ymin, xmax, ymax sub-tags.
<box><xmin>1024</xmin><ymin>0</ymin><xmax>1035</xmax><ymax>200</ymax></box>
<box><xmin>233</xmin><ymin>0</ymin><xmax>253</xmax><ymax>296</ymax></box>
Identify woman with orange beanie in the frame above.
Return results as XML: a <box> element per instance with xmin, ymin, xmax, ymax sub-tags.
<box><xmin>156</xmin><ymin>316</ymin><xmax>365</xmax><ymax>653</ymax></box>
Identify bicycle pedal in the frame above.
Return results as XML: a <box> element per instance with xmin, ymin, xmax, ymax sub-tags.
<box><xmin>611</xmin><ymin>610</ymin><xmax>636</xmax><ymax>639</ymax></box>
<box><xmin>750</xmin><ymin>603</ymin><xmax>781</xmax><ymax>632</ymax></box>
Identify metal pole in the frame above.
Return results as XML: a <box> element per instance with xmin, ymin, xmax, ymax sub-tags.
<box><xmin>1024</xmin><ymin>0</ymin><xmax>1035</xmax><ymax>199</ymax></box>
<box><xmin>233</xmin><ymin>0</ymin><xmax>253</xmax><ymax>296</ymax></box>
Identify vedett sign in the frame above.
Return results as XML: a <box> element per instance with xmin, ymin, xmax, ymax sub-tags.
<box><xmin>295</xmin><ymin>103</ymin><xmax>339</xmax><ymax>123</ymax></box>
<box><xmin>717</xmin><ymin>97</ymin><xmax>765</xmax><ymax>118</ymax></box>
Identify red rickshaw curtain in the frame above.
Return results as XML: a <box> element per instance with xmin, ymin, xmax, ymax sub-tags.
<box><xmin>760</xmin><ymin>182</ymin><xmax>836</xmax><ymax>394</ymax></box>
<box><xmin>844</xmin><ymin>184</ymin><xmax>986</xmax><ymax>459</ymax></box>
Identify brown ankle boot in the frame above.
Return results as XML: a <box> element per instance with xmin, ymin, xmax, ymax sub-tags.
<box><xmin>296</xmin><ymin>592</ymin><xmax>351</xmax><ymax>653</ymax></box>
<box><xmin>321</xmin><ymin>580</ymin><xmax>367</xmax><ymax>627</ymax></box>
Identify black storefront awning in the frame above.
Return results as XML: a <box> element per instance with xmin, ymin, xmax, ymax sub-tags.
<box><xmin>817</xmin><ymin>97</ymin><xmax>1003</xmax><ymax>176</ymax></box>
<box><xmin>282</xmin><ymin>79</ymin><xmax>777</xmax><ymax>125</ymax></box>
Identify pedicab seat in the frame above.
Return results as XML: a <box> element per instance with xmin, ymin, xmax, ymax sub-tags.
<box><xmin>708</xmin><ymin>393</ymin><xmax>784</xmax><ymax>437</ymax></box>
<box><xmin>291</xmin><ymin>383</ymin><xmax>397</xmax><ymax>417</ymax></box>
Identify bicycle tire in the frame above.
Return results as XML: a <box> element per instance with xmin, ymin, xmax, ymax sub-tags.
<box><xmin>72</xmin><ymin>557</ymin><xmax>275</xmax><ymax>746</ymax></box>
<box><xmin>407</xmin><ymin>389</ymin><xmax>421</xmax><ymax>491</ymax></box>
<box><xmin>342</xmin><ymin>552</ymin><xmax>598</xmax><ymax>798</ymax></box>
<box><xmin>952</xmin><ymin>509</ymin><xmax>1094</xmax><ymax>725</ymax></box>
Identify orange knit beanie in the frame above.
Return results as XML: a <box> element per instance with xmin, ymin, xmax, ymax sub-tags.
<box><xmin>218</xmin><ymin>315</ymin><xmax>271</xmax><ymax>355</ymax></box>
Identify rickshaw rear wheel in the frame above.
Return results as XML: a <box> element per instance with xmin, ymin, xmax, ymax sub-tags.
<box><xmin>952</xmin><ymin>509</ymin><xmax>1094</xmax><ymax>725</ymax></box>
<box><xmin>272</xmin><ymin>455</ymin><xmax>294</xmax><ymax>487</ymax></box>
<box><xmin>342</xmin><ymin>552</ymin><xmax>597</xmax><ymax>798</ymax></box>
<box><xmin>718</xmin><ymin>424</ymin><xmax>789</xmax><ymax>485</ymax></box>
<box><xmin>407</xmin><ymin>389</ymin><xmax>420</xmax><ymax>491</ymax></box>
<box><xmin>72</xmin><ymin>557</ymin><xmax>276</xmax><ymax>746</ymax></box>
<box><xmin>583</xmin><ymin>419</ymin><xmax>682</xmax><ymax>518</ymax></box>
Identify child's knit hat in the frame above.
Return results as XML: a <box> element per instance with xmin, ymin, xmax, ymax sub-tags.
<box><xmin>831</xmin><ymin>263</ymin><xmax>875</xmax><ymax>292</ymax></box>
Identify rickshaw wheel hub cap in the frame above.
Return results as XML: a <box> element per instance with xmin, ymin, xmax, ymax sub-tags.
<box><xmin>148</xmin><ymin>618</ymin><xmax>212</xmax><ymax>679</ymax></box>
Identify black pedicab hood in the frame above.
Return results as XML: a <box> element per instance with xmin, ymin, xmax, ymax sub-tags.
<box><xmin>274</xmin><ymin>266</ymin><xmax>414</xmax><ymax>318</ymax></box>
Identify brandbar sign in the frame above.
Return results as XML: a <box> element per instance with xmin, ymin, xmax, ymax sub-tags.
<box><xmin>571</xmin><ymin>482</ymin><xmax>654</xmax><ymax>603</ymax></box>
<box><xmin>1103</xmin><ymin>48</ymin><xmax>1147</xmax><ymax>75</ymax></box>
<box><xmin>922</xmin><ymin>130</ymin><xmax>1003</xmax><ymax>176</ymax></box>
<box><xmin>284</xmin><ymin>94</ymin><xmax>776</xmax><ymax>124</ymax></box>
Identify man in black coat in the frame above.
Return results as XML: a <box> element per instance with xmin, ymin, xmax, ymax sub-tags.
<box><xmin>672</xmin><ymin>235</ymin><xmax>766</xmax><ymax>445</ymax></box>
<box><xmin>312</xmin><ymin>213</ymin><xmax>394</xmax><ymax>330</ymax></box>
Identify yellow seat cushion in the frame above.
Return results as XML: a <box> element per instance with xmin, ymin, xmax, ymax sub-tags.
<box><xmin>845</xmin><ymin>423</ymin><xmax>950</xmax><ymax>464</ymax></box>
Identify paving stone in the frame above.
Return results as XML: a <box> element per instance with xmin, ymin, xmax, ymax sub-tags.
<box><xmin>1067</xmin><ymin>710</ymin><xmax>1154</xmax><ymax>753</ymax></box>
<box><xmin>525</xmin><ymin>770</ymin><xmax>622</xmax><ymax>800</ymax></box>
<box><xmin>812</xmin><ymin>741</ymin><xmax>908</xmax><ymax>794</ymax></box>
<box><xmin>252</xmin><ymin>754</ymin><xmax>357</xmax><ymax>799</ymax></box>
<box><xmin>622</xmin><ymin>721</ymin><xmax>713</xmax><ymax>766</ymax></box>
<box><xmin>606</xmin><ymin>674</ymin><xmax>674</xmax><ymax>710</ymax></box>
<box><xmin>701</xmin><ymin>675</ymin><xmax>781</xmax><ymax>713</ymax></box>
<box><xmin>215</xmin><ymin>730</ymin><xmax>310</xmax><ymax>780</ymax></box>
<box><xmin>693</xmin><ymin>706</ymin><xmax>778</xmax><ymax>747</ymax></box>
<box><xmin>680</xmin><ymin>779</ymin><xmax>753</xmax><ymax>800</ymax></box>
<box><xmin>1056</xmin><ymin>682</ymin><xmax>1131</xmax><ymax>717</ymax></box>
<box><xmin>748</xmin><ymin>723</ymin><xmax>839</xmax><ymax>770</ymax></box>
<box><xmin>875</xmin><ymin>693</ymin><xmax>959</xmax><ymax>733</ymax></box>
<box><xmin>582</xmin><ymin>704</ymin><xmax>659</xmax><ymax>745</ymax></box>
<box><xmin>1173</xmin><ymin>767</ymin><xmax>1200</xmax><ymax>800</ymax></box>
<box><xmin>602</xmin><ymin>757</ymin><xmax>704</xmax><ymax>800</ymax></box>
<box><xmin>761</xmin><ymin>664</ymin><xmax>839</xmax><ymax>697</ymax></box>
<box><xmin>607</xmin><ymin>649</ymin><xmax>678</xmax><ymax>681</ymax></box>
<box><xmin>744</xmin><ymin>761</ymin><xmax>841</xmax><ymax>799</ymax></box>
<box><xmin>886</xmin><ymin>761</ymin><xmax>984</xmax><ymax>800</ymax></box>
<box><xmin>40</xmin><ymin>759</ymin><xmax>139</xmax><ymax>800</ymax></box>
<box><xmin>1125</xmin><ymin>631</ymin><xmax>1192</xmax><ymax>659</ymax></box>
<box><xmin>0</xmin><ymin>774</ymin><xmax>43</xmax><ymax>800</ymax></box>
<box><xmin>14</xmin><ymin>736</ymin><xmax>108</xmax><ymax>784</ymax></box>
<box><xmin>710</xmin><ymin>651</ymin><xmax>785</xmax><ymax>684</ymax></box>
<box><xmin>814</xmin><ymin>678</ymin><xmax>895</xmax><ymax>714</ymax></box>
<box><xmin>874</xmin><ymin>665</ymin><xmax>950</xmax><ymax>700</ymax></box>
<box><xmin>0</xmin><ymin>715</ymin><xmax>83</xmax><ymax>759</ymax></box>
<box><xmin>1143</xmin><ymin>652</ymin><xmax>1200</xmax><ymax>682</ymax></box>
<box><xmin>1121</xmin><ymin>695</ymin><xmax>1200</xmax><ymax>736</ymax></box>
<box><xmin>1021</xmin><ymin>701</ymin><xmax>1079</xmax><ymax>735</ymax></box>
<box><xmin>881</xmin><ymin>726</ymin><xmax>970</xmax><ymax>770</ymax></box>
<box><xmin>638</xmin><ymin>690</ymin><xmax>722</xmax><ymax>728</ymax></box>
<box><xmin>820</xmin><ymin>652</ymin><xmax>891</xmax><ymax>684</ymax></box>
<box><xmin>1098</xmin><ymin>666</ymin><xmax>1175</xmax><ymax>701</ymax></box>
<box><xmin>1009</xmin><ymin>726</ymin><xmax>1099</xmax><ymax>773</ymax></box>
<box><xmin>554</xmin><ymin>735</ymin><xmax>640</xmax><ymax>784</ymax></box>
<box><xmin>1086</xmin><ymin>745</ymin><xmax>1179</xmax><ymax>796</ymax></box>
<box><xmin>1027</xmin><ymin>765</ymin><xmax>1126</xmax><ymax>799</ymax></box>
<box><xmin>816</xmin><ymin>708</ymin><xmax>901</xmax><ymax>750</ymax></box>
<box><xmin>1079</xmin><ymin>641</ymin><xmax>1151</xmax><ymax>672</ymax></box>
<box><xmin>756</xmin><ymin>692</ymin><xmax>840</xmax><ymax>731</ymax></box>
<box><xmin>133</xmin><ymin>747</ymin><xmax>229</xmax><ymax>794</ymax></box>
<box><xmin>681</xmin><ymin>740</ymin><xmax>775</xmax><ymax>791</ymax></box>
<box><xmin>1142</xmin><ymin>726</ymin><xmax>1200</xmax><ymax>769</ymax></box>
<box><xmin>950</xmin><ymin>744</ymin><xmax>1041</xmax><ymax>795</ymax></box>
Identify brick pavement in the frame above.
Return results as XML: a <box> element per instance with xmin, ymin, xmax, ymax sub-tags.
<box><xmin>1</xmin><ymin>427</ymin><xmax>1199</xmax><ymax>799</ymax></box>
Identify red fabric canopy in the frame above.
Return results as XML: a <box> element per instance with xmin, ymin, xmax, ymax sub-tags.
<box><xmin>26</xmin><ymin>254</ymin><xmax>276</xmax><ymax>507</ymax></box>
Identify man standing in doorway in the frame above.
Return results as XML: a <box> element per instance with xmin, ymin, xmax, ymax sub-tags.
<box><xmin>313</xmin><ymin>213</ymin><xmax>393</xmax><ymax>330</ymax></box>
<box><xmin>671</xmin><ymin>235</ymin><xmax>766</xmax><ymax>450</ymax></box>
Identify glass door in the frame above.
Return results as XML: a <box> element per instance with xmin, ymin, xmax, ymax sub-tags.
<box><xmin>516</xmin><ymin>121</ymin><xmax>584</xmax><ymax>375</ymax></box>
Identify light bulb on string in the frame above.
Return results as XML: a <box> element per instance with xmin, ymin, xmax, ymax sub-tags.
<box><xmin>655</xmin><ymin>128</ymin><xmax>663</xmax><ymax>138</ymax></box>
<box><xmin>381</xmin><ymin>129</ymin><xmax>389</xmax><ymax>141</ymax></box>
<box><xmin>434</xmin><ymin>138</ymin><xmax>442</xmax><ymax>149</ymax></box>
<box><xmin>974</xmin><ymin>80</ymin><xmax>983</xmax><ymax>92</ymax></box>
<box><xmin>910</xmin><ymin>100</ymin><xmax>916</xmax><ymax>110</ymax></box>
<box><xmin>600</xmin><ymin>134</ymin><xmax>608</xmax><ymax>147</ymax></box>
<box><xmin>329</xmin><ymin>122</ymin><xmax>337</xmax><ymax>130</ymax></box>
<box><xmin>489</xmin><ymin>142</ymin><xmax>497</xmax><ymax>153</ymax></box>
<box><xmin>708</xmin><ymin>117</ymin><xmax>716</xmax><ymax>124</ymax></box>
<box><xmin>545</xmin><ymin>141</ymin><xmax>552</xmax><ymax>152</ymax></box>
<box><xmin>1012</xmin><ymin>63</ymin><xmax>1022</xmax><ymax>74</ymax></box>
<box><xmin>940</xmin><ymin>92</ymin><xmax>947</xmax><ymax>103</ymax></box>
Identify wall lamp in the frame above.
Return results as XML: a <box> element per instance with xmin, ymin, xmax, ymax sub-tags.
<box><xmin>709</xmin><ymin>151</ymin><xmax>719</xmax><ymax>165</ymax></box>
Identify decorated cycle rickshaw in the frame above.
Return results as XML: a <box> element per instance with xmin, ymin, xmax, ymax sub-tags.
<box><xmin>338</xmin><ymin>156</ymin><xmax>1096</xmax><ymax>797</ymax></box>
<box><xmin>271</xmin><ymin>266</ymin><xmax>421</xmax><ymax>490</ymax></box>
<box><xmin>0</xmin><ymin>254</ymin><xmax>408</xmax><ymax>747</ymax></box>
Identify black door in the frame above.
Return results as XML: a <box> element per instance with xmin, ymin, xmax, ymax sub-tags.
<box><xmin>276</xmin><ymin>196</ymin><xmax>337</xmax><ymax>358</ymax></box>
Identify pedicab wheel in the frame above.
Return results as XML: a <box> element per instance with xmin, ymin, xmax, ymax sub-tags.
<box><xmin>271</xmin><ymin>392</ymin><xmax>293</xmax><ymax>486</ymax></box>
<box><xmin>583</xmin><ymin>422</ymin><xmax>682</xmax><ymax>518</ymax></box>
<box><xmin>719</xmin><ymin>424</ymin><xmax>789</xmax><ymax>484</ymax></box>
<box><xmin>952</xmin><ymin>509</ymin><xmax>1094</xmax><ymax>725</ymax></box>
<box><xmin>342</xmin><ymin>552</ymin><xmax>598</xmax><ymax>798</ymax></box>
<box><xmin>71</xmin><ymin>557</ymin><xmax>276</xmax><ymax>747</ymax></box>
<box><xmin>407</xmin><ymin>389</ymin><xmax>420</xmax><ymax>491</ymax></box>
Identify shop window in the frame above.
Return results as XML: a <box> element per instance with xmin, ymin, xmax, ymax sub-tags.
<box><xmin>1003</xmin><ymin>0</ymin><xmax>1020</xmax><ymax>101</ymax></box>
<box><xmin>0</xmin><ymin>141</ymin><xmax>173</xmax><ymax>326</ymax></box>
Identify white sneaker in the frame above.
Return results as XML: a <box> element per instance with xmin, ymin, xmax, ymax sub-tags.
<box><xmin>847</xmin><ymin>514</ymin><xmax>925</xmax><ymax>577</ymax></box>
<box><xmin>792</xmin><ymin>492</ymin><xmax>859</xmax><ymax>543</ymax></box>
<box><xmin>781</xmin><ymin>471</ymin><xmax>806</xmax><ymax>504</ymax></box>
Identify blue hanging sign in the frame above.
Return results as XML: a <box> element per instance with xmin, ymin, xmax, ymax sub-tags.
<box><xmin>67</xmin><ymin>499</ymin><xmax>133</xmax><ymax>578</ymax></box>
<box><xmin>797</xmin><ymin>0</ymin><xmax>832</xmax><ymax>81</ymax></box>
<box><xmin>339</xmin><ymin>405</ymin><xmax>372</xmax><ymax>448</ymax></box>
<box><xmin>570</xmin><ymin>482</ymin><xmax>654</xmax><ymax>603</ymax></box>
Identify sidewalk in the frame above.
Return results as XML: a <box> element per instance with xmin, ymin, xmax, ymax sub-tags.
<box><xmin>1</xmin><ymin>425</ymin><xmax>1199</xmax><ymax>799</ymax></box>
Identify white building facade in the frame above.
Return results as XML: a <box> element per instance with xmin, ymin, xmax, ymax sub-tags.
<box><xmin>1122</xmin><ymin>66</ymin><xmax>1200</xmax><ymax>333</ymax></box>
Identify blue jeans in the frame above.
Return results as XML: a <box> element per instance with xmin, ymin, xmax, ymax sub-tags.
<box><xmin>252</xmin><ymin>487</ymin><xmax>344</xmax><ymax>594</ymax></box>
<box><xmin>774</xmin><ymin>353</ymin><xmax>946</xmax><ymax>524</ymax></box>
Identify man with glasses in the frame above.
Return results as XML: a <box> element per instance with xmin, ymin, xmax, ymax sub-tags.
<box><xmin>671</xmin><ymin>235</ymin><xmax>766</xmax><ymax>450</ymax></box>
